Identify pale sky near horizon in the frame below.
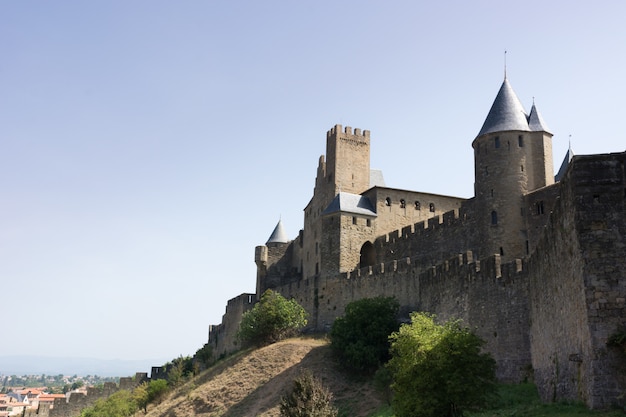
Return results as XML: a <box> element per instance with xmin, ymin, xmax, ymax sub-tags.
<box><xmin>1</xmin><ymin>1</ymin><xmax>625</xmax><ymax>363</ymax></box>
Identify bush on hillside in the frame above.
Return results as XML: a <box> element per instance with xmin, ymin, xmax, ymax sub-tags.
<box><xmin>80</xmin><ymin>389</ymin><xmax>137</xmax><ymax>417</ymax></box>
<box><xmin>237</xmin><ymin>289</ymin><xmax>308</xmax><ymax>347</ymax></box>
<box><xmin>280</xmin><ymin>370</ymin><xmax>338</xmax><ymax>417</ymax></box>
<box><xmin>329</xmin><ymin>296</ymin><xmax>400</xmax><ymax>374</ymax></box>
<box><xmin>387</xmin><ymin>312</ymin><xmax>497</xmax><ymax>417</ymax></box>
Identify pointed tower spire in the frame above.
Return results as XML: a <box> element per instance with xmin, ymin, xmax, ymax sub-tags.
<box><xmin>266</xmin><ymin>219</ymin><xmax>289</xmax><ymax>244</ymax></box>
<box><xmin>555</xmin><ymin>140</ymin><xmax>574</xmax><ymax>182</ymax></box>
<box><xmin>477</xmin><ymin>78</ymin><xmax>530</xmax><ymax>137</ymax></box>
<box><xmin>528</xmin><ymin>102</ymin><xmax>552</xmax><ymax>134</ymax></box>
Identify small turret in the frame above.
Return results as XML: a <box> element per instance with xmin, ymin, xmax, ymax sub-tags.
<box><xmin>266</xmin><ymin>219</ymin><xmax>289</xmax><ymax>245</ymax></box>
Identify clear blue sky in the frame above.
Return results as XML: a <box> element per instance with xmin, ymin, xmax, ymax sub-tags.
<box><xmin>1</xmin><ymin>1</ymin><xmax>625</xmax><ymax>363</ymax></box>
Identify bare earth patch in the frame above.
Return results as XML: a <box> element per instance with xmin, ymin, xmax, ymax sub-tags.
<box><xmin>143</xmin><ymin>338</ymin><xmax>382</xmax><ymax>417</ymax></box>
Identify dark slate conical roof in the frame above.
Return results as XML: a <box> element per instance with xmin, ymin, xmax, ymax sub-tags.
<box><xmin>477</xmin><ymin>78</ymin><xmax>530</xmax><ymax>137</ymax></box>
<box><xmin>266</xmin><ymin>219</ymin><xmax>289</xmax><ymax>244</ymax></box>
<box><xmin>555</xmin><ymin>144</ymin><xmax>574</xmax><ymax>182</ymax></box>
<box><xmin>528</xmin><ymin>103</ymin><xmax>552</xmax><ymax>134</ymax></box>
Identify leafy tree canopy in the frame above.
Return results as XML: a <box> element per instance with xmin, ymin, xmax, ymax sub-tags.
<box><xmin>387</xmin><ymin>312</ymin><xmax>497</xmax><ymax>417</ymax></box>
<box><xmin>80</xmin><ymin>390</ymin><xmax>137</xmax><ymax>417</ymax></box>
<box><xmin>330</xmin><ymin>296</ymin><xmax>400</xmax><ymax>374</ymax></box>
<box><xmin>237</xmin><ymin>290</ymin><xmax>308</xmax><ymax>347</ymax></box>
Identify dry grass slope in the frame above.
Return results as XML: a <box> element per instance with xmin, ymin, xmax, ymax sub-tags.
<box><xmin>144</xmin><ymin>338</ymin><xmax>382</xmax><ymax>417</ymax></box>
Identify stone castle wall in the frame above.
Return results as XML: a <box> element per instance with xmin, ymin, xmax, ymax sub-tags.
<box><xmin>209</xmin><ymin>152</ymin><xmax>626</xmax><ymax>408</ymax></box>
<box><xmin>209</xmin><ymin>293</ymin><xmax>256</xmax><ymax>357</ymax></box>
<box><xmin>272</xmin><ymin>250</ymin><xmax>530</xmax><ymax>381</ymax></box>
<box><xmin>529</xmin><ymin>152</ymin><xmax>626</xmax><ymax>409</ymax></box>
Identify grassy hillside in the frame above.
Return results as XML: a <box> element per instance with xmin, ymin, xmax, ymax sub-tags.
<box><xmin>144</xmin><ymin>338</ymin><xmax>383</xmax><ymax>417</ymax></box>
<box><xmin>141</xmin><ymin>337</ymin><xmax>625</xmax><ymax>417</ymax></box>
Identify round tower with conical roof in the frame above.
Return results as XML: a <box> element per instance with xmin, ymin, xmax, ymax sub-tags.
<box><xmin>255</xmin><ymin>219</ymin><xmax>292</xmax><ymax>297</ymax></box>
<box><xmin>473</xmin><ymin>78</ymin><xmax>554</xmax><ymax>260</ymax></box>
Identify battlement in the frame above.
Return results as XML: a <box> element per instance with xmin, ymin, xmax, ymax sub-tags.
<box><xmin>327</xmin><ymin>124</ymin><xmax>370</xmax><ymax>138</ymax></box>
<box><xmin>226</xmin><ymin>293</ymin><xmax>255</xmax><ymax>311</ymax></box>
<box><xmin>343</xmin><ymin>250</ymin><xmax>524</xmax><ymax>283</ymax></box>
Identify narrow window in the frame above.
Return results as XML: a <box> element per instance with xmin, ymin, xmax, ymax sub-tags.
<box><xmin>490</xmin><ymin>189</ymin><xmax>494</xmax><ymax>197</ymax></box>
<box><xmin>385</xmin><ymin>197</ymin><xmax>391</xmax><ymax>206</ymax></box>
<box><xmin>415</xmin><ymin>201</ymin><xmax>421</xmax><ymax>210</ymax></box>
<box><xmin>521</xmin><ymin>165</ymin><xmax>524</xmax><ymax>172</ymax></box>
<box><xmin>429</xmin><ymin>203</ymin><xmax>435</xmax><ymax>212</ymax></box>
<box><xmin>495</xmin><ymin>136</ymin><xmax>500</xmax><ymax>148</ymax></box>
<box><xmin>315</xmin><ymin>263</ymin><xmax>319</xmax><ymax>275</ymax></box>
<box><xmin>518</xmin><ymin>135</ymin><xmax>524</xmax><ymax>147</ymax></box>
<box><xmin>536</xmin><ymin>201</ymin><xmax>545</xmax><ymax>214</ymax></box>
<box><xmin>491</xmin><ymin>210</ymin><xmax>498</xmax><ymax>225</ymax></box>
<box><xmin>526</xmin><ymin>240</ymin><xmax>530</xmax><ymax>255</ymax></box>
<box><xmin>366</xmin><ymin>219</ymin><xmax>371</xmax><ymax>227</ymax></box>
<box><xmin>352</xmin><ymin>216</ymin><xmax>357</xmax><ymax>225</ymax></box>
<box><xmin>400</xmin><ymin>199</ymin><xmax>406</xmax><ymax>208</ymax></box>
<box><xmin>499</xmin><ymin>247</ymin><xmax>504</xmax><ymax>256</ymax></box>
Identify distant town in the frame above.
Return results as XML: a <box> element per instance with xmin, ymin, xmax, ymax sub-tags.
<box><xmin>1</xmin><ymin>374</ymin><xmax>118</xmax><ymax>416</ymax></box>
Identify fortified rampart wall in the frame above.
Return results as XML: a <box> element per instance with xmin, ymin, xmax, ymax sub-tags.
<box><xmin>529</xmin><ymin>152</ymin><xmax>626</xmax><ymax>409</ymax></box>
<box><xmin>370</xmin><ymin>201</ymin><xmax>480</xmax><ymax>268</ymax></box>
<box><xmin>209</xmin><ymin>293</ymin><xmax>256</xmax><ymax>357</ymax></box>
<box><xmin>272</xmin><ymin>250</ymin><xmax>531</xmax><ymax>381</ymax></box>
<box><xmin>207</xmin><ymin>152</ymin><xmax>626</xmax><ymax>408</ymax></box>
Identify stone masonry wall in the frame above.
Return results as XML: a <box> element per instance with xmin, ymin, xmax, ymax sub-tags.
<box><xmin>273</xmin><ymin>251</ymin><xmax>530</xmax><ymax>381</ymax></box>
<box><xmin>529</xmin><ymin>153</ymin><xmax>626</xmax><ymax>409</ymax></box>
<box><xmin>209</xmin><ymin>293</ymin><xmax>256</xmax><ymax>357</ymax></box>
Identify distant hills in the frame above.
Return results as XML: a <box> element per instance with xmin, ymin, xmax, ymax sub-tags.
<box><xmin>0</xmin><ymin>356</ymin><xmax>166</xmax><ymax>377</ymax></box>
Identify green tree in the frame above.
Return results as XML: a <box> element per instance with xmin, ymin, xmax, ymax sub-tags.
<box><xmin>387</xmin><ymin>312</ymin><xmax>497</xmax><ymax>417</ymax></box>
<box><xmin>329</xmin><ymin>296</ymin><xmax>400</xmax><ymax>374</ymax></box>
<box><xmin>237</xmin><ymin>290</ymin><xmax>308</xmax><ymax>347</ymax></box>
<box><xmin>132</xmin><ymin>382</ymin><xmax>149</xmax><ymax>413</ymax></box>
<box><xmin>147</xmin><ymin>379</ymin><xmax>168</xmax><ymax>404</ymax></box>
<box><xmin>279</xmin><ymin>370</ymin><xmax>338</xmax><ymax>417</ymax></box>
<box><xmin>133</xmin><ymin>379</ymin><xmax>169</xmax><ymax>413</ymax></box>
<box><xmin>165</xmin><ymin>355</ymin><xmax>193</xmax><ymax>386</ymax></box>
<box><xmin>80</xmin><ymin>389</ymin><xmax>137</xmax><ymax>417</ymax></box>
<box><xmin>194</xmin><ymin>343</ymin><xmax>214</xmax><ymax>369</ymax></box>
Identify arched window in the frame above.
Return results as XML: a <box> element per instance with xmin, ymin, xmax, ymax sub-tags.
<box><xmin>360</xmin><ymin>241</ymin><xmax>376</xmax><ymax>269</ymax></box>
<box><xmin>415</xmin><ymin>201</ymin><xmax>421</xmax><ymax>210</ymax></box>
<box><xmin>429</xmin><ymin>203</ymin><xmax>435</xmax><ymax>212</ymax></box>
<box><xmin>491</xmin><ymin>210</ymin><xmax>498</xmax><ymax>225</ymax></box>
<box><xmin>385</xmin><ymin>197</ymin><xmax>391</xmax><ymax>206</ymax></box>
<box><xmin>400</xmin><ymin>199</ymin><xmax>406</xmax><ymax>208</ymax></box>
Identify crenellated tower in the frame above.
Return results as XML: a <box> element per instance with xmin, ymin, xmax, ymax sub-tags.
<box><xmin>472</xmin><ymin>78</ymin><xmax>554</xmax><ymax>261</ymax></box>
<box><xmin>301</xmin><ymin>125</ymin><xmax>371</xmax><ymax>279</ymax></box>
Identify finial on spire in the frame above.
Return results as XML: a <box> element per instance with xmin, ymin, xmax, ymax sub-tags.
<box><xmin>504</xmin><ymin>50</ymin><xmax>507</xmax><ymax>79</ymax></box>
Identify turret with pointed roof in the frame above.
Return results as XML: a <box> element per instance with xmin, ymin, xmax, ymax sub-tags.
<box><xmin>473</xmin><ymin>77</ymin><xmax>555</xmax><ymax>260</ymax></box>
<box><xmin>266</xmin><ymin>219</ymin><xmax>289</xmax><ymax>245</ymax></box>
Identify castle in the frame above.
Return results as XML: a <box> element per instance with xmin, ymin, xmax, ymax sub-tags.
<box><xmin>208</xmin><ymin>77</ymin><xmax>626</xmax><ymax>409</ymax></box>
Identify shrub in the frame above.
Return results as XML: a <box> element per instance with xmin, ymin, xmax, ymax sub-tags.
<box><xmin>329</xmin><ymin>296</ymin><xmax>399</xmax><ymax>374</ymax></box>
<box><xmin>280</xmin><ymin>370</ymin><xmax>338</xmax><ymax>417</ymax></box>
<box><xmin>237</xmin><ymin>289</ymin><xmax>308</xmax><ymax>347</ymax></box>
<box><xmin>388</xmin><ymin>312</ymin><xmax>497</xmax><ymax>417</ymax></box>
